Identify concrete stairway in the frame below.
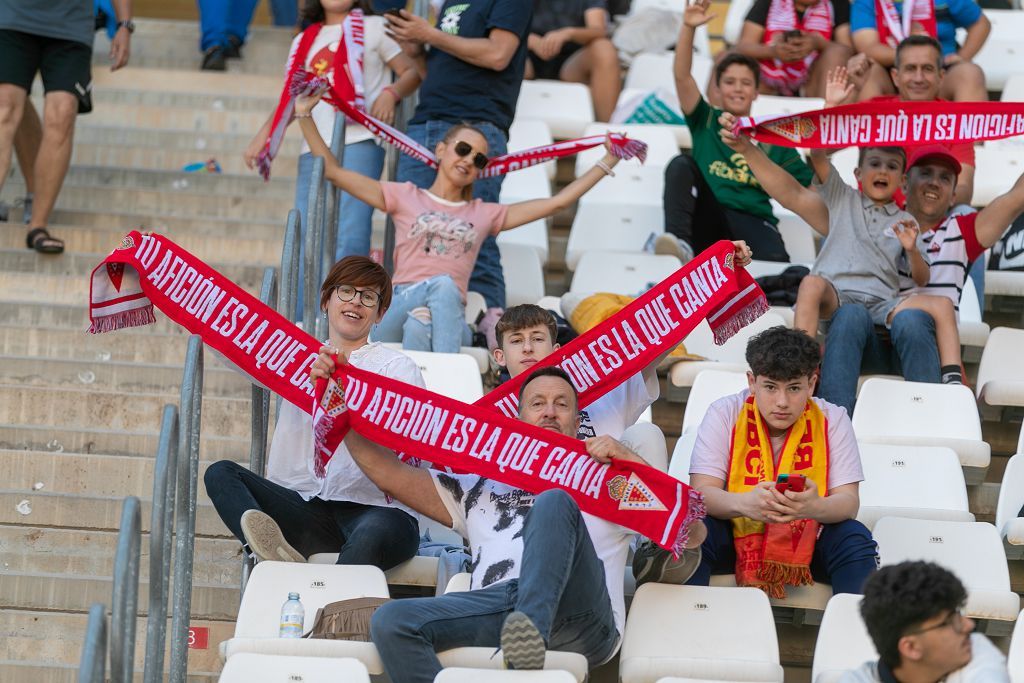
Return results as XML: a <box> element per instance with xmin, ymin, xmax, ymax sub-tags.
<box><xmin>0</xmin><ymin>19</ymin><xmax>299</xmax><ymax>681</ymax></box>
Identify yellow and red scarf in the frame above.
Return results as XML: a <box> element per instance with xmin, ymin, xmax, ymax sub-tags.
<box><xmin>726</xmin><ymin>395</ymin><xmax>829</xmax><ymax>598</ymax></box>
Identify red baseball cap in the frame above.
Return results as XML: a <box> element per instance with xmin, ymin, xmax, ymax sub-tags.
<box><xmin>907</xmin><ymin>145</ymin><xmax>962</xmax><ymax>175</ymax></box>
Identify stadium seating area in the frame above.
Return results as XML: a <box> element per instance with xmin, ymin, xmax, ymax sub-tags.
<box><xmin>3</xmin><ymin>0</ymin><xmax>1024</xmax><ymax>681</ymax></box>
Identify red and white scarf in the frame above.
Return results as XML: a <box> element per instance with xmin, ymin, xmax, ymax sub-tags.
<box><xmin>735</xmin><ymin>100</ymin><xmax>1024</xmax><ymax>148</ymax></box>
<box><xmin>875</xmin><ymin>0</ymin><xmax>936</xmax><ymax>49</ymax></box>
<box><xmin>760</xmin><ymin>0</ymin><xmax>834</xmax><ymax>95</ymax></box>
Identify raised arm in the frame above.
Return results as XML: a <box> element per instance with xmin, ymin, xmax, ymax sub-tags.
<box><xmin>975</xmin><ymin>172</ymin><xmax>1024</xmax><ymax>249</ymax></box>
<box><xmin>808</xmin><ymin>66</ymin><xmax>858</xmax><ymax>182</ymax></box>
<box><xmin>955</xmin><ymin>12</ymin><xmax>990</xmax><ymax>62</ymax></box>
<box><xmin>294</xmin><ymin>92</ymin><xmax>387</xmax><ymax>211</ymax></box>
<box><xmin>674</xmin><ymin>0</ymin><xmax>717</xmax><ymax>116</ymax></box>
<box><xmin>894</xmin><ymin>218</ymin><xmax>930</xmax><ymax>287</ymax></box>
<box><xmin>719</xmin><ymin>112</ymin><xmax>830</xmax><ymax>234</ymax></box>
<box><xmin>386</xmin><ymin>10</ymin><xmax>522</xmax><ymax>71</ymax></box>
<box><xmin>852</xmin><ymin>29</ymin><xmax>896</xmax><ymax>67</ymax></box>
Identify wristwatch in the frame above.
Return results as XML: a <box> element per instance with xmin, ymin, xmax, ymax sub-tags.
<box><xmin>117</xmin><ymin>19</ymin><xmax>135</xmax><ymax>33</ymax></box>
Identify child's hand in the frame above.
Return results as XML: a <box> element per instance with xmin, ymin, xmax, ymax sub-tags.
<box><xmin>732</xmin><ymin>240</ymin><xmax>753</xmax><ymax>267</ymax></box>
<box><xmin>845</xmin><ymin>53</ymin><xmax>871</xmax><ymax>88</ymax></box>
<box><xmin>683</xmin><ymin>0</ymin><xmax>717</xmax><ymax>28</ymax></box>
<box><xmin>243</xmin><ymin>135</ymin><xmax>263</xmax><ymax>170</ymax></box>
<box><xmin>294</xmin><ymin>89</ymin><xmax>325</xmax><ymax>117</ymax></box>
<box><xmin>718</xmin><ymin>112</ymin><xmax>748</xmax><ymax>151</ymax></box>
<box><xmin>601</xmin><ymin>132</ymin><xmax>622</xmax><ymax>168</ymax></box>
<box><xmin>824</xmin><ymin>66</ymin><xmax>855</xmax><ymax>108</ymax></box>
<box><xmin>370</xmin><ymin>91</ymin><xmax>397</xmax><ymax>125</ymax></box>
<box><xmin>893</xmin><ymin>218</ymin><xmax>920</xmax><ymax>251</ymax></box>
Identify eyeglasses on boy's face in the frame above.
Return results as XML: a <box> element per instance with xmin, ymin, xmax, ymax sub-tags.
<box><xmin>335</xmin><ymin>285</ymin><xmax>380</xmax><ymax>308</ymax></box>
<box><xmin>453</xmin><ymin>140</ymin><xmax>489</xmax><ymax>170</ymax></box>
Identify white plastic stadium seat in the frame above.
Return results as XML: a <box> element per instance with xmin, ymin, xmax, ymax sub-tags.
<box><xmin>972</xmin><ymin>38</ymin><xmax>1022</xmax><ymax>91</ymax></box>
<box><xmin>615</xmin><ymin>87</ymin><xmax>695</xmax><ymax>148</ymax></box>
<box><xmin>398</xmin><ymin>350</ymin><xmax>484</xmax><ymax>404</ymax></box>
<box><xmin>1001</xmin><ymin>73</ymin><xmax>1024</xmax><ymax>102</ymax></box>
<box><xmin>623</xmin><ymin>52</ymin><xmax>714</xmax><ymax>98</ymax></box>
<box><xmin>856</xmin><ymin>443</ymin><xmax>973</xmax><ymax>530</ymax></box>
<box><xmin>220</xmin><ymin>562</ymin><xmax>389</xmax><ymax>670</ymax></box>
<box><xmin>873</xmin><ymin>518</ymin><xmax>1020</xmax><ymax>627</ymax></box>
<box><xmin>570</xmin><ymin>252</ymin><xmax>682</xmax><ymax>295</ymax></box>
<box><xmin>508</xmin><ymin>119</ymin><xmax>556</xmax><ymax>180</ymax></box>
<box><xmin>578</xmin><ymin>164</ymin><xmax>665</xmax><ymax>210</ymax></box>
<box><xmin>851</xmin><ymin>379</ymin><xmax>990</xmax><ymax>483</ymax></box>
<box><xmin>1010</xmin><ymin>610</ymin><xmax>1024</xmax><ymax>683</ymax></box>
<box><xmin>708</xmin><ymin>573</ymin><xmax>834</xmax><ymax>619</ymax></box>
<box><xmin>724</xmin><ymin>0</ymin><xmax>756</xmax><ymax>45</ymax></box>
<box><xmin>218</xmin><ymin>653</ymin><xmax>370</xmax><ymax>683</ymax></box>
<box><xmin>498</xmin><ymin>162</ymin><xmax>551</xmax><ymax>264</ymax></box>
<box><xmin>435</xmin><ymin>669</ymin><xmax>576</xmax><ymax>683</ymax></box>
<box><xmin>621</xmin><ymin>422</ymin><xmax>669</xmax><ymax>473</ymax></box>
<box><xmin>619</xmin><ymin>584</ymin><xmax>784</xmax><ymax>683</ymax></box>
<box><xmin>957</xmin><ymin>277</ymin><xmax>989</xmax><ymax>353</ymax></box>
<box><xmin>516</xmin><ymin>80</ymin><xmax>595</xmax><ymax>139</ymax></box>
<box><xmin>970</xmin><ymin>146</ymin><xmax>1023</xmax><ymax>208</ymax></box>
<box><xmin>668</xmin><ymin>430</ymin><xmax>697</xmax><ymax>484</ymax></box>
<box><xmin>773</xmin><ymin>207</ymin><xmax>819</xmax><ymax>263</ymax></box>
<box><xmin>995</xmin><ymin>453</ymin><xmax>1024</xmax><ymax>559</ymax></box>
<box><xmin>564</xmin><ymin>203</ymin><xmax>664</xmax><ymax>270</ymax></box>
<box><xmin>498</xmin><ymin>241</ymin><xmax>546</xmax><ymax>308</ymax></box>
<box><xmin>680</xmin><ymin>369</ymin><xmax>749</xmax><ymax>435</ymax></box>
<box><xmin>976</xmin><ymin>327</ymin><xmax>1024</xmax><ymax>411</ymax></box>
<box><xmin>829</xmin><ymin>147</ymin><xmax>859</xmax><ymax>187</ymax></box>
<box><xmin>669</xmin><ymin>312</ymin><xmax>787</xmax><ymax>391</ymax></box>
<box><xmin>810</xmin><ymin>594</ymin><xmax>877</xmax><ymax>683</ymax></box>
<box><xmin>574</xmin><ymin>123</ymin><xmax>680</xmax><ymax>177</ymax></box>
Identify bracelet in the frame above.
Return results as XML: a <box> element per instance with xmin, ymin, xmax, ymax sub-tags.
<box><xmin>596</xmin><ymin>160</ymin><xmax>615</xmax><ymax>177</ymax></box>
<box><xmin>382</xmin><ymin>86</ymin><xmax>401</xmax><ymax>102</ymax></box>
<box><xmin>295</xmin><ymin>113</ymin><xmax>313</xmax><ymax>119</ymax></box>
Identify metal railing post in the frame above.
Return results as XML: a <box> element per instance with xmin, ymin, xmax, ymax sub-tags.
<box><xmin>280</xmin><ymin>209</ymin><xmax>301</xmax><ymax>323</ymax></box>
<box><xmin>303</xmin><ymin>156</ymin><xmax>326</xmax><ymax>330</ymax></box>
<box><xmin>322</xmin><ymin>113</ymin><xmax>347</xmax><ymax>281</ymax></box>
<box><xmin>110</xmin><ymin>496</ymin><xmax>141</xmax><ymax>683</ymax></box>
<box><xmin>78</xmin><ymin>603</ymin><xmax>108</xmax><ymax>683</ymax></box>
<box><xmin>169</xmin><ymin>336</ymin><xmax>204</xmax><ymax>683</ymax></box>
<box><xmin>143</xmin><ymin>405</ymin><xmax>179</xmax><ymax>683</ymax></box>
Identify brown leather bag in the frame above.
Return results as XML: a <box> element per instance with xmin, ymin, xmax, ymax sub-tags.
<box><xmin>305</xmin><ymin>597</ymin><xmax>390</xmax><ymax>642</ymax></box>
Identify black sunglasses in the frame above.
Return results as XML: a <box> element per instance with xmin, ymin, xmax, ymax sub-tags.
<box><xmin>453</xmin><ymin>140</ymin><xmax>489</xmax><ymax>170</ymax></box>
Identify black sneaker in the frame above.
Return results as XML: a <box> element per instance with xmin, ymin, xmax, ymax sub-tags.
<box><xmin>201</xmin><ymin>46</ymin><xmax>227</xmax><ymax>71</ymax></box>
<box><xmin>223</xmin><ymin>34</ymin><xmax>243</xmax><ymax>59</ymax></box>
<box><xmin>632</xmin><ymin>540</ymin><xmax>702</xmax><ymax>588</ymax></box>
<box><xmin>500</xmin><ymin>611</ymin><xmax>546</xmax><ymax>670</ymax></box>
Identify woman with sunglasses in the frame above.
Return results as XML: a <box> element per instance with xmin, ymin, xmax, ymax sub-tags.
<box><xmin>295</xmin><ymin>89</ymin><xmax>623</xmax><ymax>353</ymax></box>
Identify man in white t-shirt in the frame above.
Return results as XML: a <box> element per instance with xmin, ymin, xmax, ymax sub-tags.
<box><xmin>841</xmin><ymin>561</ymin><xmax>1009</xmax><ymax>683</ymax></box>
<box><xmin>203</xmin><ymin>257</ymin><xmax>425</xmax><ymax>570</ymax></box>
<box><xmin>321</xmin><ymin>360</ymin><xmax>706</xmax><ymax>682</ymax></box>
<box><xmin>688</xmin><ymin>326</ymin><xmax>878</xmax><ymax>594</ymax></box>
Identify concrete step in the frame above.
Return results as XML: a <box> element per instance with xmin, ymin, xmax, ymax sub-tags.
<box><xmin>0</xmin><ymin>609</ymin><xmax>229</xmax><ymax>678</ymax></box>
<box><xmin>0</xmin><ymin>324</ymin><xmax>194</xmax><ymax>365</ymax></box>
<box><xmin>65</xmin><ymin>102</ymin><xmax>275</xmax><ymax>135</ymax></box>
<box><xmin>1</xmin><ymin>356</ymin><xmax>254</xmax><ymax>399</ymax></box>
<box><xmin>0</xmin><ymin>384</ymin><xmax>253</xmax><ymax>440</ymax></box>
<box><xmin>70</xmin><ymin>141</ymin><xmax>297</xmax><ymax>177</ymax></box>
<box><xmin>88</xmin><ymin>87</ymin><xmax>278</xmax><ymax>113</ymax></box>
<box><xmin>46</xmin><ymin>207</ymin><xmax>284</xmax><ymax>238</ymax></box>
<box><xmin>67</xmin><ymin>123</ymin><xmax>302</xmax><ymax>157</ymax></box>
<box><xmin>0</xmin><ymin>424</ymin><xmax>247</xmax><ymax>461</ymax></box>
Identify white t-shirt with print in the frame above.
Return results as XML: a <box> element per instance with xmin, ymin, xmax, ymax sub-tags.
<box><xmin>576</xmin><ymin>371</ymin><xmax>660</xmax><ymax>441</ymax></box>
<box><xmin>285</xmin><ymin>16</ymin><xmax>401</xmax><ymax>152</ymax></box>
<box><xmin>430</xmin><ymin>472</ymin><xmax>632</xmax><ymax>641</ymax></box>
<box><xmin>266</xmin><ymin>342</ymin><xmax>425</xmax><ymax>516</ymax></box>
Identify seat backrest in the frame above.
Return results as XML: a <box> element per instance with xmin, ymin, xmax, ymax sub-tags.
<box><xmin>852</xmin><ymin>379</ymin><xmax>982</xmax><ymax>441</ymax></box>
<box><xmin>774</xmin><ymin>211</ymin><xmax>818</xmax><ymax>263</ymax></box>
<box><xmin>996</xmin><ymin>454</ymin><xmax>1024</xmax><ymax>538</ymax></box>
<box><xmin>578</xmin><ymin>165</ymin><xmax>666</xmax><ymax>207</ymax></box>
<box><xmin>811</xmin><ymin>594</ymin><xmax>877</xmax><ymax>683</ymax></box>
<box><xmin>398</xmin><ymin>349</ymin><xmax>484</xmax><ymax>403</ymax></box>
<box><xmin>444</xmin><ymin>572</ymin><xmax>472</xmax><ymax>594</ymax></box>
<box><xmin>1009</xmin><ymin>610</ymin><xmax>1024</xmax><ymax>683</ymax></box>
<box><xmin>234</xmin><ymin>562</ymin><xmax>390</xmax><ymax>638</ymax></box>
<box><xmin>565</xmin><ymin>204</ymin><xmax>665</xmax><ymax>269</ymax></box>
<box><xmin>515</xmin><ymin>80</ymin><xmax>594</xmax><ymax>138</ymax></box>
<box><xmin>218</xmin><ymin>653</ymin><xmax>370</xmax><ymax>682</ymax></box>
<box><xmin>873</xmin><ymin>518</ymin><xmax>1011</xmax><ymax>593</ymax></box>
<box><xmin>681</xmin><ymin>370</ymin><xmax>749</xmax><ymax>434</ymax></box>
<box><xmin>570</xmin><ymin>251</ymin><xmax>681</xmax><ymax>296</ymax></box>
<box><xmin>681</xmin><ymin>312</ymin><xmax>787</xmax><ymax>364</ymax></box>
<box><xmin>621</xmin><ymin>422</ymin><xmax>669</xmax><ymax>472</ymax></box>
<box><xmin>723</xmin><ymin>0</ymin><xmax>755</xmax><ymax>44</ymax></box>
<box><xmin>857</xmin><ymin>443</ymin><xmax>969</xmax><ymax>520</ymax></box>
<box><xmin>959</xmin><ymin>277</ymin><xmax>983</xmax><ymax>323</ymax></box>
<box><xmin>977</xmin><ymin>327</ymin><xmax>1024</xmax><ymax>399</ymax></box>
<box><xmin>668</xmin><ymin>430</ymin><xmax>697</xmax><ymax>484</ymax></box>
<box><xmin>620</xmin><ymin>584</ymin><xmax>782</xmax><ymax>681</ymax></box>
<box><xmin>498</xmin><ymin>241</ymin><xmax>546</xmax><ymax>307</ymax></box>
<box><xmin>435</xmin><ymin>669</ymin><xmax>577</xmax><ymax>683</ymax></box>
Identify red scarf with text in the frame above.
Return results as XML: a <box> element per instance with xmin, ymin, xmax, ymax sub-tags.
<box><xmin>735</xmin><ymin>100</ymin><xmax>1024</xmax><ymax>149</ymax></box>
<box><xmin>875</xmin><ymin>0</ymin><xmax>936</xmax><ymax>49</ymax></box>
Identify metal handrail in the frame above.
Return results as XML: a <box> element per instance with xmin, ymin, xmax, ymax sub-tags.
<box><xmin>143</xmin><ymin>405</ymin><xmax>179</xmax><ymax>683</ymax></box>
<box><xmin>303</xmin><ymin>156</ymin><xmax>326</xmax><ymax>331</ymax></box>
<box><xmin>322</xmin><ymin>113</ymin><xmax>347</xmax><ymax>285</ymax></box>
<box><xmin>169</xmin><ymin>335</ymin><xmax>204</xmax><ymax>683</ymax></box>
<box><xmin>78</xmin><ymin>603</ymin><xmax>108</xmax><ymax>683</ymax></box>
<box><xmin>111</xmin><ymin>495</ymin><xmax>141</xmax><ymax>683</ymax></box>
<box><xmin>280</xmin><ymin>209</ymin><xmax>301</xmax><ymax>323</ymax></box>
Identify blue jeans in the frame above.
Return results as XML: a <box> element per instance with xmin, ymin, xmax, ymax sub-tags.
<box><xmin>397</xmin><ymin>120</ymin><xmax>508</xmax><ymax>309</ymax></box>
<box><xmin>818</xmin><ymin>305</ymin><xmax>941</xmax><ymax>416</ymax></box>
<box><xmin>373</xmin><ymin>275</ymin><xmax>472</xmax><ymax>353</ymax></box>
<box><xmin>293</xmin><ymin>142</ymin><xmax>386</xmax><ymax>320</ymax></box>
<box><xmin>202</xmin><ymin>460</ymin><xmax>419</xmax><ymax>569</ymax></box>
<box><xmin>370</xmin><ymin>490</ymin><xmax>618</xmax><ymax>683</ymax></box>
<box><xmin>197</xmin><ymin>0</ymin><xmax>296</xmax><ymax>50</ymax></box>
<box><xmin>686</xmin><ymin>515</ymin><xmax>878</xmax><ymax>594</ymax></box>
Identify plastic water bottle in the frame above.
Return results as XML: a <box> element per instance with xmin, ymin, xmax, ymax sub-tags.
<box><xmin>279</xmin><ymin>592</ymin><xmax>304</xmax><ymax>638</ymax></box>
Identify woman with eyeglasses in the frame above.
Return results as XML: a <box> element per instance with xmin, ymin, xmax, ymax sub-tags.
<box><xmin>295</xmin><ymin>89</ymin><xmax>622</xmax><ymax>353</ymax></box>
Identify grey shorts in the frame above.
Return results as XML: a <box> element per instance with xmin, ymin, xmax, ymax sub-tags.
<box><xmin>823</xmin><ymin>278</ymin><xmax>902</xmax><ymax>328</ymax></box>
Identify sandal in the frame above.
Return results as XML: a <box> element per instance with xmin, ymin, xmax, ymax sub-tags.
<box><xmin>26</xmin><ymin>227</ymin><xmax>65</xmax><ymax>255</ymax></box>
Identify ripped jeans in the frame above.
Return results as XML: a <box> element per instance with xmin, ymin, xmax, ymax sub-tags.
<box><xmin>373</xmin><ymin>275</ymin><xmax>472</xmax><ymax>353</ymax></box>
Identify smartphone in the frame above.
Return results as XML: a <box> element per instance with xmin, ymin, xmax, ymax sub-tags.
<box><xmin>783</xmin><ymin>29</ymin><xmax>803</xmax><ymax>41</ymax></box>
<box><xmin>776</xmin><ymin>473</ymin><xmax>806</xmax><ymax>493</ymax></box>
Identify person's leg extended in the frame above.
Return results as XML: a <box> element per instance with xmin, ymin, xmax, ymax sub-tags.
<box><xmin>0</xmin><ymin>29</ymin><xmax>36</xmax><ymax>209</ymax></box>
<box><xmin>374</xmin><ymin>281</ymin><xmax>430</xmax><ymax>349</ymax></box>
<box><xmin>467</xmin><ymin>122</ymin><xmax>508</xmax><ymax>311</ymax></box>
<box><xmin>335</xmin><ymin>139</ymin><xmax>386</xmax><ymax>261</ymax></box>
<box><xmin>794</xmin><ymin>274</ymin><xmax>840</xmax><ymax>339</ymax></box>
<box><xmin>371</xmin><ymin>582</ymin><xmax>514</xmax><ymax>683</ymax></box>
<box><xmin>514</xmin><ymin>490</ymin><xmax>617</xmax><ymax>665</ymax></box>
<box><xmin>686</xmin><ymin>515</ymin><xmax>737</xmax><ymax>586</ymax></box>
<box><xmin>225</xmin><ymin>0</ymin><xmax>261</xmax><ymax>48</ymax></box>
<box><xmin>818</xmin><ymin>304</ymin><xmax>879</xmax><ymax>416</ymax></box>
<box><xmin>14</xmin><ymin>100</ymin><xmax>41</xmax><ymax>201</ymax></box>
<box><xmin>423</xmin><ymin>274</ymin><xmax>471</xmax><ymax>353</ymax></box>
<box><xmin>809</xmin><ymin>518</ymin><xmax>877</xmax><ymax>594</ymax></box>
<box><xmin>723</xmin><ymin>208</ymin><xmax>789</xmax><ymax>262</ymax></box>
<box><xmin>891</xmin><ymin>294</ymin><xmax>962</xmax><ymax>383</ymax></box>
<box><xmin>197</xmin><ymin>0</ymin><xmax>230</xmax><ymax>51</ymax></box>
<box><xmin>0</xmin><ymin>83</ymin><xmax>27</xmax><ymax>201</ymax></box>
<box><xmin>661</xmin><ymin>154</ymin><xmax>736</xmax><ymax>258</ymax></box>
<box><xmin>330</xmin><ymin>502</ymin><xmax>420</xmax><ymax>571</ymax></box>
<box><xmin>940</xmin><ymin>62</ymin><xmax>987</xmax><ymax>103</ymax></box>
<box><xmin>888</xmin><ymin>308</ymin><xmax>941</xmax><ymax>384</ymax></box>
<box><xmin>560</xmin><ymin>39</ymin><xmax>621</xmax><ymax>123</ymax></box>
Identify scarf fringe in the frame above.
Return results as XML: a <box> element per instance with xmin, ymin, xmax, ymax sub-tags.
<box><xmin>712</xmin><ymin>296</ymin><xmax>771</xmax><ymax>345</ymax></box>
<box><xmin>87</xmin><ymin>305</ymin><xmax>156</xmax><ymax>334</ymax></box>
<box><xmin>758</xmin><ymin>560</ymin><xmax>814</xmax><ymax>589</ymax></box>
<box><xmin>608</xmin><ymin>136</ymin><xmax>648</xmax><ymax>164</ymax></box>
<box><xmin>290</xmin><ymin>70</ymin><xmax>330</xmax><ymax>98</ymax></box>
<box><xmin>671</xmin><ymin>488</ymin><xmax>708</xmax><ymax>558</ymax></box>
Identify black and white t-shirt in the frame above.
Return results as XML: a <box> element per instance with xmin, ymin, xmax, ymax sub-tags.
<box><xmin>898</xmin><ymin>211</ymin><xmax>983</xmax><ymax>317</ymax></box>
<box><xmin>430</xmin><ymin>472</ymin><xmax>632</xmax><ymax>638</ymax></box>
<box><xmin>576</xmin><ymin>371</ymin><xmax>659</xmax><ymax>440</ymax></box>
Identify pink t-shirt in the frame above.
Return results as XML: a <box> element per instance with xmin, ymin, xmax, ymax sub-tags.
<box><xmin>690</xmin><ymin>390</ymin><xmax>864</xmax><ymax>492</ymax></box>
<box><xmin>382</xmin><ymin>181</ymin><xmax>509</xmax><ymax>300</ymax></box>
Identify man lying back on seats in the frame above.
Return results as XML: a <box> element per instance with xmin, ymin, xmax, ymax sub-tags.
<box><xmin>686</xmin><ymin>326</ymin><xmax>878</xmax><ymax>596</ymax></box>
<box><xmin>308</xmin><ymin>355</ymin><xmax>707</xmax><ymax>682</ymax></box>
<box><xmin>843</xmin><ymin>561</ymin><xmax>1008</xmax><ymax>683</ymax></box>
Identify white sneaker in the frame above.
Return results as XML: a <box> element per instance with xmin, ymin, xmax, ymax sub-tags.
<box><xmin>654</xmin><ymin>234</ymin><xmax>695</xmax><ymax>264</ymax></box>
<box><xmin>239</xmin><ymin>509</ymin><xmax>304</xmax><ymax>563</ymax></box>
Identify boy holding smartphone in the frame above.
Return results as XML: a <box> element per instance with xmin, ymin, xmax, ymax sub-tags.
<box><xmin>686</xmin><ymin>326</ymin><xmax>877</xmax><ymax>598</ymax></box>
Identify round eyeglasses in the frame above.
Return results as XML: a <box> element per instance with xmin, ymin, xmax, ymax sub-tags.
<box><xmin>335</xmin><ymin>285</ymin><xmax>380</xmax><ymax>308</ymax></box>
